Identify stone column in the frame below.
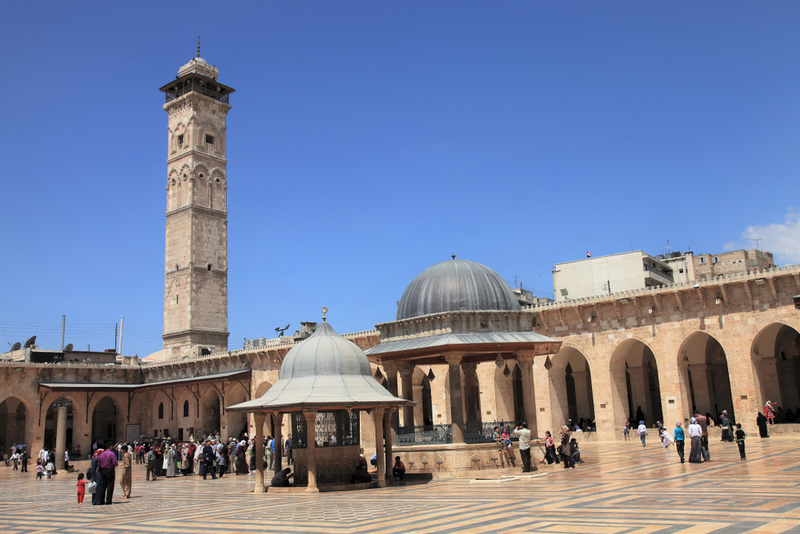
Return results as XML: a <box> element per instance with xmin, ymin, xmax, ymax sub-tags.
<box><xmin>382</xmin><ymin>362</ymin><xmax>400</xmax><ymax>445</ymax></box>
<box><xmin>372</xmin><ymin>408</ymin><xmax>386</xmax><ymax>488</ymax></box>
<box><xmin>383</xmin><ymin>408</ymin><xmax>394</xmax><ymax>483</ymax></box>
<box><xmin>627</xmin><ymin>365</ymin><xmax>652</xmax><ymax>425</ymax></box>
<box><xmin>412</xmin><ymin>384</ymin><xmax>424</xmax><ymax>426</ymax></box>
<box><xmin>400</xmin><ymin>364</ymin><xmax>415</xmax><ymax>429</ymax></box>
<box><xmin>55</xmin><ymin>405</ymin><xmax>68</xmax><ymax>471</ymax></box>
<box><xmin>519</xmin><ymin>352</ymin><xmax>540</xmax><ymax>436</ymax></box>
<box><xmin>272</xmin><ymin>412</ymin><xmax>283</xmax><ymax>474</ymax></box>
<box><xmin>462</xmin><ymin>362</ymin><xmax>480</xmax><ymax>425</ymax></box>
<box><xmin>444</xmin><ymin>353</ymin><xmax>466</xmax><ymax>444</ymax></box>
<box><xmin>253</xmin><ymin>413</ymin><xmax>265</xmax><ymax>493</ymax></box>
<box><xmin>688</xmin><ymin>364</ymin><xmax>712</xmax><ymax>415</ymax></box>
<box><xmin>303</xmin><ymin>411</ymin><xmax>318</xmax><ymax>493</ymax></box>
<box><xmin>572</xmin><ymin>371</ymin><xmax>592</xmax><ymax>420</ymax></box>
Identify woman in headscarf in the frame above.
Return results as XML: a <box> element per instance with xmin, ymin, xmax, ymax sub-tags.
<box><xmin>166</xmin><ymin>444</ymin><xmax>177</xmax><ymax>477</ymax></box>
<box><xmin>757</xmin><ymin>412</ymin><xmax>769</xmax><ymax>438</ymax></box>
<box><xmin>687</xmin><ymin>417</ymin><xmax>703</xmax><ymax>463</ymax></box>
<box><xmin>559</xmin><ymin>425</ymin><xmax>574</xmax><ymax>469</ymax></box>
<box><xmin>236</xmin><ymin>442</ymin><xmax>248</xmax><ymax>475</ymax></box>
<box><xmin>90</xmin><ymin>449</ymin><xmax>104</xmax><ymax>505</ymax></box>
<box><xmin>120</xmin><ymin>445</ymin><xmax>132</xmax><ymax>499</ymax></box>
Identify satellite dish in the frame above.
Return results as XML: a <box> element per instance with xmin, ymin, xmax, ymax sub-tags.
<box><xmin>11</xmin><ymin>342</ymin><xmax>21</xmax><ymax>351</ymax></box>
<box><xmin>23</xmin><ymin>336</ymin><xmax>36</xmax><ymax>349</ymax></box>
<box><xmin>64</xmin><ymin>344</ymin><xmax>74</xmax><ymax>352</ymax></box>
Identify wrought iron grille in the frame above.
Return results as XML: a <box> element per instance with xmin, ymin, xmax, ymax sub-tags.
<box><xmin>291</xmin><ymin>410</ymin><xmax>360</xmax><ymax>449</ymax></box>
<box><xmin>397</xmin><ymin>424</ymin><xmax>452</xmax><ymax>446</ymax></box>
<box><xmin>465</xmin><ymin>421</ymin><xmax>519</xmax><ymax>444</ymax></box>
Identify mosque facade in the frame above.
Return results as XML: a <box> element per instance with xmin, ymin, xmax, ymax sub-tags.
<box><xmin>1</xmin><ymin>55</ymin><xmax>800</xmax><ymax>475</ymax></box>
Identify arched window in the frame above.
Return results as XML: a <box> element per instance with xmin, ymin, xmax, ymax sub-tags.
<box><xmin>183</xmin><ymin>400</ymin><xmax>189</xmax><ymax>417</ymax></box>
<box><xmin>158</xmin><ymin>402</ymin><xmax>164</xmax><ymax>419</ymax></box>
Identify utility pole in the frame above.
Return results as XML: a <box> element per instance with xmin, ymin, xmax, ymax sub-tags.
<box><xmin>60</xmin><ymin>315</ymin><xmax>66</xmax><ymax>350</ymax></box>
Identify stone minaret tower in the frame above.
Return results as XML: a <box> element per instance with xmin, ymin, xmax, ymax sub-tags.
<box><xmin>159</xmin><ymin>49</ymin><xmax>234</xmax><ymax>360</ymax></box>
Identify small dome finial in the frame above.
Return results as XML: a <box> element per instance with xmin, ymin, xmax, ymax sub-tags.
<box><xmin>197</xmin><ymin>36</ymin><xmax>201</xmax><ymax>58</ymax></box>
<box><xmin>452</xmin><ymin>253</ymin><xmax>456</xmax><ymax>260</ymax></box>
<box><xmin>321</xmin><ymin>306</ymin><xmax>328</xmax><ymax>322</ymax></box>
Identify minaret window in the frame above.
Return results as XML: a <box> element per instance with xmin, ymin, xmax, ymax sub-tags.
<box><xmin>205</xmin><ymin>134</ymin><xmax>214</xmax><ymax>146</ymax></box>
<box><xmin>177</xmin><ymin>134</ymin><xmax>184</xmax><ymax>148</ymax></box>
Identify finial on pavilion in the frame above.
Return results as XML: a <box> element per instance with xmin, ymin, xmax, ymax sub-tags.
<box><xmin>452</xmin><ymin>253</ymin><xmax>456</xmax><ymax>260</ymax></box>
<box><xmin>321</xmin><ymin>306</ymin><xmax>328</xmax><ymax>322</ymax></box>
<box><xmin>197</xmin><ymin>36</ymin><xmax>201</xmax><ymax>58</ymax></box>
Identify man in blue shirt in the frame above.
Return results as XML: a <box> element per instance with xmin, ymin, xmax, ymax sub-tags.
<box><xmin>674</xmin><ymin>421</ymin><xmax>686</xmax><ymax>463</ymax></box>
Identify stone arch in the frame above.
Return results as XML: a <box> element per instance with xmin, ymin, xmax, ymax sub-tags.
<box><xmin>209</xmin><ymin>168</ymin><xmax>226</xmax><ymax>210</ymax></box>
<box><xmin>170</xmin><ymin>120</ymin><xmax>188</xmax><ymax>154</ymax></box>
<box><xmin>199</xmin><ymin>388</ymin><xmax>221</xmax><ymax>438</ymax></box>
<box><xmin>91</xmin><ymin>396</ymin><xmax>118</xmax><ymax>445</ymax></box>
<box><xmin>43</xmin><ymin>395</ymin><xmax>79</xmax><ymax>451</ymax></box>
<box><xmin>0</xmin><ymin>396</ymin><xmax>31</xmax><ymax>452</ymax></box>
<box><xmin>192</xmin><ymin>163</ymin><xmax>210</xmax><ymax>206</ymax></box>
<box><xmin>549</xmin><ymin>346</ymin><xmax>595</xmax><ymax>430</ymax></box>
<box><xmin>751</xmin><ymin>322</ymin><xmax>800</xmax><ymax>420</ymax></box>
<box><xmin>609</xmin><ymin>338</ymin><xmax>663</xmax><ymax>428</ymax></box>
<box><xmin>411</xmin><ymin>367</ymin><xmax>433</xmax><ymax>427</ymax></box>
<box><xmin>225</xmin><ymin>383</ymin><xmax>249</xmax><ymax>439</ymax></box>
<box><xmin>176</xmin><ymin>389</ymin><xmax>197</xmax><ymax>441</ymax></box>
<box><xmin>678</xmin><ymin>332</ymin><xmax>735</xmax><ymax>422</ymax></box>
<box><xmin>151</xmin><ymin>391</ymin><xmax>171</xmax><ymax>438</ymax></box>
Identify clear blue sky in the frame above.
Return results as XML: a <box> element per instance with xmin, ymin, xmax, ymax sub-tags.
<box><xmin>1</xmin><ymin>2</ymin><xmax>799</xmax><ymax>357</ymax></box>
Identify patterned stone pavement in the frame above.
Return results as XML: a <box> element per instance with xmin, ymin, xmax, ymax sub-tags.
<box><xmin>2</xmin><ymin>437</ymin><xmax>800</xmax><ymax>533</ymax></box>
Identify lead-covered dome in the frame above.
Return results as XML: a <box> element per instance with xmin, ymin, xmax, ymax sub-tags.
<box><xmin>397</xmin><ymin>258</ymin><xmax>521</xmax><ymax>320</ymax></box>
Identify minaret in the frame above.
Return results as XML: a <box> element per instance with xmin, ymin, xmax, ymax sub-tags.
<box><xmin>159</xmin><ymin>47</ymin><xmax>234</xmax><ymax>360</ymax></box>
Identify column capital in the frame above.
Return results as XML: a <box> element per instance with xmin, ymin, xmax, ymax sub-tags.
<box><xmin>443</xmin><ymin>352</ymin><xmax>465</xmax><ymax>366</ymax></box>
<box><xmin>302</xmin><ymin>410</ymin><xmax>317</xmax><ymax>424</ymax></box>
<box><xmin>254</xmin><ymin>413</ymin><xmax>265</xmax><ymax>424</ymax></box>
<box><xmin>461</xmin><ymin>361</ymin><xmax>478</xmax><ymax>374</ymax></box>
<box><xmin>381</xmin><ymin>361</ymin><xmax>401</xmax><ymax>375</ymax></box>
<box><xmin>371</xmin><ymin>406</ymin><xmax>385</xmax><ymax>419</ymax></box>
<box><xmin>399</xmin><ymin>361</ymin><xmax>415</xmax><ymax>377</ymax></box>
<box><xmin>517</xmin><ymin>352</ymin><xmax>536</xmax><ymax>365</ymax></box>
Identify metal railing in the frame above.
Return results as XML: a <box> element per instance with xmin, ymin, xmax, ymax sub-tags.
<box><xmin>165</xmin><ymin>83</ymin><xmax>230</xmax><ymax>104</ymax></box>
<box><xmin>397</xmin><ymin>424</ymin><xmax>452</xmax><ymax>445</ymax></box>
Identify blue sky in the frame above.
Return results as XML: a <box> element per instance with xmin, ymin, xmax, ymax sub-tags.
<box><xmin>1</xmin><ymin>2</ymin><xmax>799</xmax><ymax>357</ymax></box>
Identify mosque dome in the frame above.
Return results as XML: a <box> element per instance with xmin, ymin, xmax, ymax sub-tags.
<box><xmin>227</xmin><ymin>320</ymin><xmax>411</xmax><ymax>412</ymax></box>
<box><xmin>396</xmin><ymin>258</ymin><xmax>521</xmax><ymax>321</ymax></box>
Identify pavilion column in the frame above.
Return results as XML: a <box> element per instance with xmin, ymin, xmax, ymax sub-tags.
<box><xmin>383</xmin><ymin>408</ymin><xmax>394</xmax><ymax>483</ymax></box>
<box><xmin>688</xmin><ymin>364</ymin><xmax>712</xmax><ymax>415</ymax></box>
<box><xmin>400</xmin><ymin>364</ymin><xmax>415</xmax><ymax>429</ymax></box>
<box><xmin>303</xmin><ymin>411</ymin><xmax>319</xmax><ymax>493</ymax></box>
<box><xmin>628</xmin><ymin>365</ymin><xmax>653</xmax><ymax>425</ymax></box>
<box><xmin>382</xmin><ymin>363</ymin><xmax>400</xmax><ymax>445</ymax></box>
<box><xmin>253</xmin><ymin>413</ymin><xmax>265</xmax><ymax>493</ymax></box>
<box><xmin>272</xmin><ymin>412</ymin><xmax>283</xmax><ymax>474</ymax></box>
<box><xmin>519</xmin><ymin>352</ymin><xmax>540</xmax><ymax>435</ymax></box>
<box><xmin>462</xmin><ymin>362</ymin><xmax>480</xmax><ymax>425</ymax></box>
<box><xmin>55</xmin><ymin>405</ymin><xmax>68</xmax><ymax>471</ymax></box>
<box><xmin>372</xmin><ymin>407</ymin><xmax>387</xmax><ymax>487</ymax></box>
<box><xmin>412</xmin><ymin>384</ymin><xmax>424</xmax><ymax>426</ymax></box>
<box><xmin>444</xmin><ymin>353</ymin><xmax>466</xmax><ymax>444</ymax></box>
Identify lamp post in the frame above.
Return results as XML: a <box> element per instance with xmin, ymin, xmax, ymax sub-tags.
<box><xmin>53</xmin><ymin>394</ymin><xmax>72</xmax><ymax>470</ymax></box>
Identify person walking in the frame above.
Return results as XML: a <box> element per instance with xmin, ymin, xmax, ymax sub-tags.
<box><xmin>735</xmin><ymin>423</ymin><xmax>747</xmax><ymax>460</ymax></box>
<box><xmin>637</xmin><ymin>420</ymin><xmax>647</xmax><ymax>447</ymax></box>
<box><xmin>674</xmin><ymin>421</ymin><xmax>686</xmax><ymax>463</ymax></box>
<box><xmin>285</xmin><ymin>434</ymin><xmax>293</xmax><ymax>466</ymax></box>
<box><xmin>720</xmin><ymin>411</ymin><xmax>734</xmax><ymax>442</ymax></box>
<box><xmin>89</xmin><ymin>449</ymin><xmax>104</xmax><ymax>504</ymax></box>
<box><xmin>20</xmin><ymin>448</ymin><xmax>29</xmax><ymax>472</ymax></box>
<box><xmin>202</xmin><ymin>440</ymin><xmax>216</xmax><ymax>480</ymax></box>
<box><xmin>265</xmin><ymin>436</ymin><xmax>274</xmax><ymax>472</ymax></box>
<box><xmin>166</xmin><ymin>445</ymin><xmax>177</xmax><ymax>477</ymax></box>
<box><xmin>687</xmin><ymin>417</ymin><xmax>703</xmax><ymax>463</ymax></box>
<box><xmin>512</xmin><ymin>423</ymin><xmax>532</xmax><ymax>473</ymax></box>
<box><xmin>120</xmin><ymin>445</ymin><xmax>132</xmax><ymax>499</ymax></box>
<box><xmin>145</xmin><ymin>448</ymin><xmax>158</xmax><ymax>481</ymax></box>
<box><xmin>694</xmin><ymin>411</ymin><xmax>710</xmax><ymax>461</ymax></box>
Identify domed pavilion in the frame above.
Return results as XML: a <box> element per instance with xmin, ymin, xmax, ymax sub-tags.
<box><xmin>227</xmin><ymin>313</ymin><xmax>413</xmax><ymax>492</ymax></box>
<box><xmin>365</xmin><ymin>257</ymin><xmax>561</xmax><ymax>471</ymax></box>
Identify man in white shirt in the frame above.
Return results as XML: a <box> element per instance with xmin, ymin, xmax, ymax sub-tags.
<box><xmin>512</xmin><ymin>423</ymin><xmax>532</xmax><ymax>473</ymax></box>
<box><xmin>637</xmin><ymin>420</ymin><xmax>648</xmax><ymax>447</ymax></box>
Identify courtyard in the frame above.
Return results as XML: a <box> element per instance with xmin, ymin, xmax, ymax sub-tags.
<box><xmin>1</xmin><ymin>437</ymin><xmax>799</xmax><ymax>533</ymax></box>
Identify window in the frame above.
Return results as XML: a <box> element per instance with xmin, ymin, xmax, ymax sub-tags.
<box><xmin>205</xmin><ymin>134</ymin><xmax>214</xmax><ymax>145</ymax></box>
<box><xmin>698</xmin><ymin>257</ymin><xmax>707</xmax><ymax>265</ymax></box>
<box><xmin>207</xmin><ymin>263</ymin><xmax>211</xmax><ymax>271</ymax></box>
<box><xmin>679</xmin><ymin>268</ymin><xmax>684</xmax><ymax>274</ymax></box>
<box><xmin>158</xmin><ymin>402</ymin><xmax>164</xmax><ymax>419</ymax></box>
<box><xmin>713</xmin><ymin>256</ymin><xmax>719</xmax><ymax>264</ymax></box>
<box><xmin>177</xmin><ymin>134</ymin><xmax>184</xmax><ymax>148</ymax></box>
<box><xmin>183</xmin><ymin>400</ymin><xmax>189</xmax><ymax>417</ymax></box>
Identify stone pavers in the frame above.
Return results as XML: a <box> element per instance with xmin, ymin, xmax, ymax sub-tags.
<box><xmin>1</xmin><ymin>438</ymin><xmax>800</xmax><ymax>533</ymax></box>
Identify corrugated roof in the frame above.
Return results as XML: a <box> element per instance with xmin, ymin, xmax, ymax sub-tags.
<box><xmin>365</xmin><ymin>331</ymin><xmax>560</xmax><ymax>356</ymax></box>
